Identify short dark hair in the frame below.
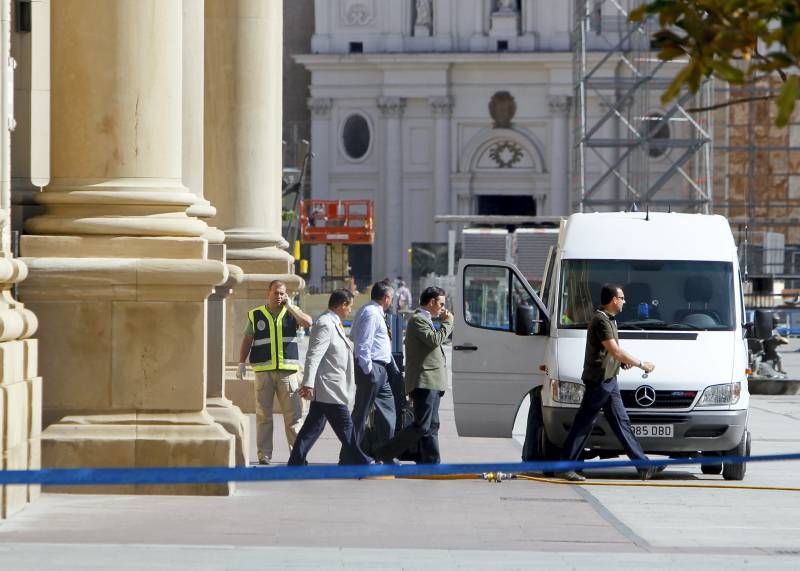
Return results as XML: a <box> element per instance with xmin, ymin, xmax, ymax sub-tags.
<box><xmin>268</xmin><ymin>280</ymin><xmax>287</xmax><ymax>292</ymax></box>
<box><xmin>328</xmin><ymin>288</ymin><xmax>353</xmax><ymax>309</ymax></box>
<box><xmin>371</xmin><ymin>281</ymin><xmax>393</xmax><ymax>301</ymax></box>
<box><xmin>420</xmin><ymin>286</ymin><xmax>446</xmax><ymax>306</ymax></box>
<box><xmin>600</xmin><ymin>283</ymin><xmax>623</xmax><ymax>306</ymax></box>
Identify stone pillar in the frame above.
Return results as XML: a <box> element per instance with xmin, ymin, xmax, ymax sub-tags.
<box><xmin>430</xmin><ymin>96</ymin><xmax>453</xmax><ymax>243</ymax></box>
<box><xmin>182</xmin><ymin>0</ymin><xmax>247</xmax><ymax>463</ymax></box>
<box><xmin>205</xmin><ymin>246</ymin><xmax>247</xmax><ymax>467</ymax></box>
<box><xmin>434</xmin><ymin>0</ymin><xmax>454</xmax><ymax>51</ymax></box>
<box><xmin>519</xmin><ymin>0</ymin><xmax>538</xmax><ymax>49</ymax></box>
<box><xmin>205</xmin><ymin>0</ymin><xmax>302</xmax><ymax>416</ymax></box>
<box><xmin>548</xmin><ymin>95</ymin><xmax>572</xmax><ymax>216</ymax></box>
<box><xmin>308</xmin><ymin>97</ymin><xmax>333</xmax><ymax>288</ymax></box>
<box><xmin>378</xmin><ymin>96</ymin><xmax>406</xmax><ymax>281</ymax></box>
<box><xmin>1</xmin><ymin>0</ymin><xmax>40</xmax><ymax>519</ymax></box>
<box><xmin>470</xmin><ymin>0</ymin><xmax>489</xmax><ymax>51</ymax></box>
<box><xmin>384</xmin><ymin>0</ymin><xmax>405</xmax><ymax>52</ymax></box>
<box><xmin>19</xmin><ymin>0</ymin><xmax>234</xmax><ymax>495</ymax></box>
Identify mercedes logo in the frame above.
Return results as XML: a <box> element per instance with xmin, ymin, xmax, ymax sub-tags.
<box><xmin>634</xmin><ymin>385</ymin><xmax>656</xmax><ymax>407</ymax></box>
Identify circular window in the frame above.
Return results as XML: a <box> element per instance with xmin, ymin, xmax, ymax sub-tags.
<box><xmin>644</xmin><ymin>112</ymin><xmax>670</xmax><ymax>158</ymax></box>
<box><xmin>342</xmin><ymin>114</ymin><xmax>371</xmax><ymax>160</ymax></box>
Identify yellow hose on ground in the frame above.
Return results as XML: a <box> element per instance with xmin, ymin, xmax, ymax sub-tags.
<box><xmin>516</xmin><ymin>473</ymin><xmax>800</xmax><ymax>491</ymax></box>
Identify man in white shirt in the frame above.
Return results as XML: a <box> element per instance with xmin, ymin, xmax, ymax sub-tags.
<box><xmin>341</xmin><ymin>281</ymin><xmax>397</xmax><ymax>463</ymax></box>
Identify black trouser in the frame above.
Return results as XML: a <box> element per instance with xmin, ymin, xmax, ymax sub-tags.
<box><xmin>375</xmin><ymin>388</ymin><xmax>441</xmax><ymax>464</ymax></box>
<box><xmin>340</xmin><ymin>361</ymin><xmax>396</xmax><ymax>463</ymax></box>
<box><xmin>561</xmin><ymin>376</ymin><xmax>648</xmax><ymax>464</ymax></box>
<box><xmin>288</xmin><ymin>401</ymin><xmax>372</xmax><ymax>466</ymax></box>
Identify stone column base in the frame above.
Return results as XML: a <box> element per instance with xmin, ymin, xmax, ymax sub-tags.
<box><xmin>207</xmin><ymin>397</ymin><xmax>249</xmax><ymax>466</ymax></box>
<box><xmin>41</xmin><ymin>411</ymin><xmax>235</xmax><ymax>496</ymax></box>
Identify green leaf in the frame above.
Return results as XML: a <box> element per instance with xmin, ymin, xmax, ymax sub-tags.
<box><xmin>776</xmin><ymin>75</ymin><xmax>799</xmax><ymax>127</ymax></box>
<box><xmin>662</xmin><ymin>63</ymin><xmax>694</xmax><ymax>104</ymax></box>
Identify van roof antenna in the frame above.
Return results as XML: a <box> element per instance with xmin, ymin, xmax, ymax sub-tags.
<box><xmin>667</xmin><ymin>203</ymin><xmax>672</xmax><ymax>213</ymax></box>
<box><xmin>645</xmin><ymin>204</ymin><xmax>650</xmax><ymax>221</ymax></box>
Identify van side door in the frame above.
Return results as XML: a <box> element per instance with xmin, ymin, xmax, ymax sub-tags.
<box><xmin>453</xmin><ymin>259</ymin><xmax>550</xmax><ymax>437</ymax></box>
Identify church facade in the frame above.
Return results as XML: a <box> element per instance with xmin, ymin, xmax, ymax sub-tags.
<box><xmin>298</xmin><ymin>0</ymin><xmax>575</xmax><ymax>283</ymax></box>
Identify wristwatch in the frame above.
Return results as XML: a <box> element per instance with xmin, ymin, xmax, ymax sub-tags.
<box><xmin>638</xmin><ymin>360</ymin><xmax>644</xmax><ymax>369</ymax></box>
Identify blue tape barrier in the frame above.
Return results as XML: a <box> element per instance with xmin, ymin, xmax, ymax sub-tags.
<box><xmin>1</xmin><ymin>453</ymin><xmax>800</xmax><ymax>486</ymax></box>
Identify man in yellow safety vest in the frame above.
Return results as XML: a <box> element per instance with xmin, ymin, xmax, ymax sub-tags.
<box><xmin>237</xmin><ymin>280</ymin><xmax>313</xmax><ymax>465</ymax></box>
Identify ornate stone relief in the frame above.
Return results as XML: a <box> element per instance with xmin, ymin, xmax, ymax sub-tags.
<box><xmin>547</xmin><ymin>95</ymin><xmax>572</xmax><ymax>115</ymax></box>
<box><xmin>488</xmin><ymin>141</ymin><xmax>524</xmax><ymax>168</ymax></box>
<box><xmin>496</xmin><ymin>0</ymin><xmax>518</xmax><ymax>13</ymax></box>
<box><xmin>377</xmin><ymin>97</ymin><xmax>407</xmax><ymax>118</ymax></box>
<box><xmin>489</xmin><ymin>91</ymin><xmax>517</xmax><ymax>129</ymax></box>
<box><xmin>343</xmin><ymin>2</ymin><xmax>374</xmax><ymax>26</ymax></box>
<box><xmin>308</xmin><ymin>98</ymin><xmax>333</xmax><ymax>118</ymax></box>
<box><xmin>415</xmin><ymin>0</ymin><xmax>432</xmax><ymax>27</ymax></box>
<box><xmin>429</xmin><ymin>96</ymin><xmax>454</xmax><ymax>117</ymax></box>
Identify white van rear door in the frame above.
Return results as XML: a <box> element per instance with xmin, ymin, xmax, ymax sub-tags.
<box><xmin>453</xmin><ymin>259</ymin><xmax>549</xmax><ymax>437</ymax></box>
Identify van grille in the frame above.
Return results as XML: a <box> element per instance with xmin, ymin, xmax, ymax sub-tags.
<box><xmin>621</xmin><ymin>390</ymin><xmax>697</xmax><ymax>409</ymax></box>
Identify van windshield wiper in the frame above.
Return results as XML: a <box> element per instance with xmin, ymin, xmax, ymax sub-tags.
<box><xmin>617</xmin><ymin>321</ymin><xmax>645</xmax><ymax>330</ymax></box>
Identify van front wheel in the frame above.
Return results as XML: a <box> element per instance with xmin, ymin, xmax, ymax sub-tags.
<box><xmin>722</xmin><ymin>430</ymin><xmax>751</xmax><ymax>481</ymax></box>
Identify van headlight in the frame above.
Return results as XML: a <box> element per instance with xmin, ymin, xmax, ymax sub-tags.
<box><xmin>550</xmin><ymin>379</ymin><xmax>585</xmax><ymax>405</ymax></box>
<box><xmin>697</xmin><ymin>382</ymin><xmax>741</xmax><ymax>407</ymax></box>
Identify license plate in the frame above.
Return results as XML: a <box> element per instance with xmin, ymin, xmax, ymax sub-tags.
<box><xmin>633</xmin><ymin>424</ymin><xmax>673</xmax><ymax>438</ymax></box>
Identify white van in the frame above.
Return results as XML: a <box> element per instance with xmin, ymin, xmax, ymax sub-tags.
<box><xmin>453</xmin><ymin>212</ymin><xmax>751</xmax><ymax>479</ymax></box>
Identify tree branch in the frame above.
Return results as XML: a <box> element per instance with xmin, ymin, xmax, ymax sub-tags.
<box><xmin>684</xmin><ymin>94</ymin><xmax>775</xmax><ymax>113</ymax></box>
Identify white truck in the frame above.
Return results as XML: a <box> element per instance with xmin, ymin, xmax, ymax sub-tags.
<box><xmin>453</xmin><ymin>212</ymin><xmax>751</xmax><ymax>479</ymax></box>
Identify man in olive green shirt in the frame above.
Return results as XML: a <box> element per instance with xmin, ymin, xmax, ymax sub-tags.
<box><xmin>557</xmin><ymin>283</ymin><xmax>657</xmax><ymax>482</ymax></box>
<box><xmin>375</xmin><ymin>286</ymin><xmax>453</xmax><ymax>464</ymax></box>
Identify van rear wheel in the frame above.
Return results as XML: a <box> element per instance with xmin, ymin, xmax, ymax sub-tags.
<box><xmin>722</xmin><ymin>430</ymin><xmax>750</xmax><ymax>481</ymax></box>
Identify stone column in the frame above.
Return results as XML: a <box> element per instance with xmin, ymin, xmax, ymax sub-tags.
<box><xmin>548</xmin><ymin>95</ymin><xmax>572</xmax><ymax>216</ymax></box>
<box><xmin>308</xmin><ymin>97</ymin><xmax>332</xmax><ymax>288</ymax></box>
<box><xmin>470</xmin><ymin>0</ymin><xmax>489</xmax><ymax>51</ymax></box>
<box><xmin>378</xmin><ymin>96</ymin><xmax>406</xmax><ymax>281</ymax></box>
<box><xmin>19</xmin><ymin>0</ymin><xmax>234</xmax><ymax>495</ymax></box>
<box><xmin>434</xmin><ymin>0</ymin><xmax>454</xmax><ymax>51</ymax></box>
<box><xmin>430</xmin><ymin>96</ymin><xmax>453</xmax><ymax>243</ymax></box>
<box><xmin>205</xmin><ymin>0</ymin><xmax>302</xmax><ymax>416</ymax></box>
<box><xmin>181</xmin><ymin>0</ymin><xmax>247</xmax><ymax>464</ymax></box>
<box><xmin>1</xmin><ymin>0</ymin><xmax>40</xmax><ymax>519</ymax></box>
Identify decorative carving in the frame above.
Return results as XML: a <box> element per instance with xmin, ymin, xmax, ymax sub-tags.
<box><xmin>308</xmin><ymin>98</ymin><xmax>333</xmax><ymax>118</ymax></box>
<box><xmin>489</xmin><ymin>91</ymin><xmax>517</xmax><ymax>128</ymax></box>
<box><xmin>344</xmin><ymin>3</ymin><xmax>373</xmax><ymax>26</ymax></box>
<box><xmin>548</xmin><ymin>95</ymin><xmax>572</xmax><ymax>115</ymax></box>
<box><xmin>496</xmin><ymin>0</ymin><xmax>517</xmax><ymax>13</ymax></box>
<box><xmin>415</xmin><ymin>0</ymin><xmax>432</xmax><ymax>26</ymax></box>
<box><xmin>488</xmin><ymin>141</ymin><xmax>524</xmax><ymax>168</ymax></box>
<box><xmin>377</xmin><ymin>97</ymin><xmax>407</xmax><ymax>118</ymax></box>
<box><xmin>429</xmin><ymin>96</ymin><xmax>454</xmax><ymax>117</ymax></box>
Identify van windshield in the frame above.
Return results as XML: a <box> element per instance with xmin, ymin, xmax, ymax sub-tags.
<box><xmin>559</xmin><ymin>260</ymin><xmax>735</xmax><ymax>331</ymax></box>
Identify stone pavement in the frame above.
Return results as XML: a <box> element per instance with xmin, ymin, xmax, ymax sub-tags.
<box><xmin>2</xmin><ymin>347</ymin><xmax>800</xmax><ymax>569</ymax></box>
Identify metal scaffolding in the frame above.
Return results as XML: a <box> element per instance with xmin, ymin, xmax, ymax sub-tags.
<box><xmin>572</xmin><ymin>0</ymin><xmax>713</xmax><ymax>213</ymax></box>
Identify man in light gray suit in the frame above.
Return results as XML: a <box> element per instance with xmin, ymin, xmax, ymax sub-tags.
<box><xmin>288</xmin><ymin>289</ymin><xmax>373</xmax><ymax>466</ymax></box>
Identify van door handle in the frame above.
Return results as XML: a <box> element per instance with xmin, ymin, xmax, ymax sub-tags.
<box><xmin>453</xmin><ymin>344</ymin><xmax>478</xmax><ymax>351</ymax></box>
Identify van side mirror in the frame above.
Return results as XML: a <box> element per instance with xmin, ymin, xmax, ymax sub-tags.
<box><xmin>515</xmin><ymin>304</ymin><xmax>544</xmax><ymax>336</ymax></box>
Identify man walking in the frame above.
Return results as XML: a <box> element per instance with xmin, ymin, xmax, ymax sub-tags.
<box><xmin>341</xmin><ymin>281</ymin><xmax>396</xmax><ymax>462</ymax></box>
<box><xmin>556</xmin><ymin>283</ymin><xmax>658</xmax><ymax>481</ymax></box>
<box><xmin>375</xmin><ymin>287</ymin><xmax>453</xmax><ymax>464</ymax></box>
<box><xmin>237</xmin><ymin>280</ymin><xmax>313</xmax><ymax>465</ymax></box>
<box><xmin>288</xmin><ymin>289</ymin><xmax>372</xmax><ymax>466</ymax></box>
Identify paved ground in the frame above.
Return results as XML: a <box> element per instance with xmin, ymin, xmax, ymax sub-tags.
<box><xmin>2</xmin><ymin>346</ymin><xmax>800</xmax><ymax>569</ymax></box>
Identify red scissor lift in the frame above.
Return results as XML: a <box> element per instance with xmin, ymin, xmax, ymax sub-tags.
<box><xmin>299</xmin><ymin>200</ymin><xmax>374</xmax><ymax>291</ymax></box>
